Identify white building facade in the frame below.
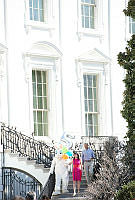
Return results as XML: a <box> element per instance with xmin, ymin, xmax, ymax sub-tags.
<box><xmin>0</xmin><ymin>0</ymin><xmax>134</xmax><ymax>142</ymax></box>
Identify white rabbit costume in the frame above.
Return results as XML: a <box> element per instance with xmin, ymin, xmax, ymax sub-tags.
<box><xmin>49</xmin><ymin>150</ymin><xmax>69</xmax><ymax>195</ymax></box>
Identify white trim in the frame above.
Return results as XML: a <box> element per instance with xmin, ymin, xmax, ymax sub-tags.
<box><xmin>0</xmin><ymin>44</ymin><xmax>7</xmax><ymax>79</ymax></box>
<box><xmin>77</xmin><ymin>48</ymin><xmax>110</xmax><ymax>63</ymax></box>
<box><xmin>0</xmin><ymin>44</ymin><xmax>8</xmax><ymax>124</ymax></box>
<box><xmin>76</xmin><ymin>48</ymin><xmax>110</xmax><ymax>86</ymax></box>
<box><xmin>23</xmin><ymin>41</ymin><xmax>62</xmax><ymax>138</ymax></box>
<box><xmin>24</xmin><ymin>55</ymin><xmax>60</xmax><ymax>136</ymax></box>
<box><xmin>76</xmin><ymin>57</ymin><xmax>112</xmax><ymax>137</ymax></box>
<box><xmin>0</xmin><ymin>43</ymin><xmax>7</xmax><ymax>54</ymax></box>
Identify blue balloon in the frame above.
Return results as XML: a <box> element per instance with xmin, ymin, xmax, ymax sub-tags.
<box><xmin>66</xmin><ymin>151</ymin><xmax>73</xmax><ymax>157</ymax></box>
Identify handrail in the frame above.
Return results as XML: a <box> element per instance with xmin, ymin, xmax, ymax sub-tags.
<box><xmin>0</xmin><ymin>123</ymin><xmax>55</xmax><ymax>168</ymax></box>
<box><xmin>73</xmin><ymin>135</ymin><xmax>118</xmax><ymax>162</ymax></box>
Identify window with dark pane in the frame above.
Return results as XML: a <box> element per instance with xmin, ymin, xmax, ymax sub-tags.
<box><xmin>83</xmin><ymin>74</ymin><xmax>98</xmax><ymax>136</ymax></box>
<box><xmin>81</xmin><ymin>0</ymin><xmax>95</xmax><ymax>29</ymax></box>
<box><xmin>32</xmin><ymin>70</ymin><xmax>48</xmax><ymax>136</ymax></box>
<box><xmin>29</xmin><ymin>0</ymin><xmax>44</xmax><ymax>22</ymax></box>
<box><xmin>129</xmin><ymin>17</ymin><xmax>135</xmax><ymax>34</ymax></box>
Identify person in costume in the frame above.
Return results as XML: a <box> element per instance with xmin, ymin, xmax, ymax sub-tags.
<box><xmin>49</xmin><ymin>149</ymin><xmax>69</xmax><ymax>196</ymax></box>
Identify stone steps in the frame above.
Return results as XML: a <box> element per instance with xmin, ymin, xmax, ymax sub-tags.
<box><xmin>52</xmin><ymin>192</ymin><xmax>86</xmax><ymax>200</ymax></box>
<box><xmin>52</xmin><ymin>173</ymin><xmax>87</xmax><ymax>199</ymax></box>
<box><xmin>4</xmin><ymin>150</ymin><xmax>50</xmax><ymax>185</ymax></box>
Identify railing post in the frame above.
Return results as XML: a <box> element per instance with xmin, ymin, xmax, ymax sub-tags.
<box><xmin>0</xmin><ymin>123</ymin><xmax>3</xmax><ymax>199</ymax></box>
<box><xmin>0</xmin><ymin>123</ymin><xmax>3</xmax><ymax>153</ymax></box>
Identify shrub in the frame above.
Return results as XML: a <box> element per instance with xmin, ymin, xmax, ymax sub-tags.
<box><xmin>83</xmin><ymin>142</ymin><xmax>129</xmax><ymax>200</ymax></box>
<box><xmin>115</xmin><ymin>181</ymin><xmax>135</xmax><ymax>200</ymax></box>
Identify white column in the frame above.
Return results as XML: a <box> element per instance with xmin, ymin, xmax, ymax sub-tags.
<box><xmin>24</xmin><ymin>55</ymin><xmax>33</xmax><ymax>134</ymax></box>
<box><xmin>54</xmin><ymin>58</ymin><xmax>63</xmax><ymax>139</ymax></box>
<box><xmin>77</xmin><ymin>61</ymin><xmax>85</xmax><ymax>136</ymax></box>
<box><xmin>104</xmin><ymin>63</ymin><xmax>113</xmax><ymax>136</ymax></box>
<box><xmin>0</xmin><ymin>54</ymin><xmax>4</xmax><ymax>197</ymax></box>
<box><xmin>0</xmin><ymin>53</ymin><xmax>5</xmax><ymax>123</ymax></box>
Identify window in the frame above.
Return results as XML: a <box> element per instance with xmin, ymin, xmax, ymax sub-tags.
<box><xmin>32</xmin><ymin>70</ymin><xmax>48</xmax><ymax>136</ymax></box>
<box><xmin>83</xmin><ymin>74</ymin><xmax>98</xmax><ymax>136</ymax></box>
<box><xmin>129</xmin><ymin>17</ymin><xmax>135</xmax><ymax>34</ymax></box>
<box><xmin>29</xmin><ymin>0</ymin><xmax>44</xmax><ymax>22</ymax></box>
<box><xmin>81</xmin><ymin>0</ymin><xmax>96</xmax><ymax>29</ymax></box>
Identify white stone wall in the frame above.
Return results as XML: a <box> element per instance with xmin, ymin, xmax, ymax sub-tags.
<box><xmin>0</xmin><ymin>0</ymin><xmax>129</xmax><ymax>141</ymax></box>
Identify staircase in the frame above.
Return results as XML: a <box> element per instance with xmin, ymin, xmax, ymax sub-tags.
<box><xmin>51</xmin><ymin>172</ymin><xmax>87</xmax><ymax>200</ymax></box>
<box><xmin>0</xmin><ymin>124</ymin><xmax>88</xmax><ymax>200</ymax></box>
<box><xmin>0</xmin><ymin>123</ymin><xmax>117</xmax><ymax>200</ymax></box>
<box><xmin>4</xmin><ymin>149</ymin><xmax>50</xmax><ymax>185</ymax></box>
<box><xmin>0</xmin><ymin>123</ymin><xmax>55</xmax><ymax>189</ymax></box>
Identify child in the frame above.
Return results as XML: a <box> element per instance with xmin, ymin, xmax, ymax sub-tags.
<box><xmin>69</xmin><ymin>152</ymin><xmax>82</xmax><ymax>196</ymax></box>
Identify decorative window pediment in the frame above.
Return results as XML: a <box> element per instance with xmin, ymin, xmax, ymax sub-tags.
<box><xmin>78</xmin><ymin>48</ymin><xmax>110</xmax><ymax>64</ymax></box>
<box><xmin>23</xmin><ymin>41</ymin><xmax>62</xmax><ymax>82</ymax></box>
<box><xmin>25</xmin><ymin>41</ymin><xmax>62</xmax><ymax>59</ymax></box>
<box><xmin>76</xmin><ymin>48</ymin><xmax>110</xmax><ymax>87</ymax></box>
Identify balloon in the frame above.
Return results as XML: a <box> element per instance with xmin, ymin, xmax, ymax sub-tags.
<box><xmin>66</xmin><ymin>151</ymin><xmax>73</xmax><ymax>157</ymax></box>
<box><xmin>62</xmin><ymin>146</ymin><xmax>68</xmax><ymax>154</ymax></box>
<box><xmin>62</xmin><ymin>154</ymin><xmax>68</xmax><ymax>160</ymax></box>
<box><xmin>60</xmin><ymin>132</ymin><xmax>73</xmax><ymax>150</ymax></box>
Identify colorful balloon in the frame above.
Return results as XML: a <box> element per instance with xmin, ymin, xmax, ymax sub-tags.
<box><xmin>62</xmin><ymin>146</ymin><xmax>68</xmax><ymax>154</ymax></box>
<box><xmin>62</xmin><ymin>154</ymin><xmax>68</xmax><ymax>160</ymax></box>
<box><xmin>66</xmin><ymin>151</ymin><xmax>73</xmax><ymax>157</ymax></box>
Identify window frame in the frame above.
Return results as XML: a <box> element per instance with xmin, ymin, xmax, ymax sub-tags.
<box><xmin>24</xmin><ymin>0</ymin><xmax>55</xmax><ymax>32</ymax></box>
<box><xmin>81</xmin><ymin>0</ymin><xmax>96</xmax><ymax>29</ymax></box>
<box><xmin>77</xmin><ymin>0</ymin><xmax>103</xmax><ymax>39</ymax></box>
<box><xmin>23</xmin><ymin>42</ymin><xmax>62</xmax><ymax>139</ymax></box>
<box><xmin>32</xmin><ymin>69</ymin><xmax>49</xmax><ymax>136</ymax></box>
<box><xmin>78</xmin><ymin>60</ymin><xmax>107</xmax><ymax>137</ymax></box>
<box><xmin>129</xmin><ymin>17</ymin><xmax>135</xmax><ymax>34</ymax></box>
<box><xmin>25</xmin><ymin>58</ymin><xmax>57</xmax><ymax>139</ymax></box>
<box><xmin>83</xmin><ymin>74</ymin><xmax>99</xmax><ymax>136</ymax></box>
<box><xmin>29</xmin><ymin>0</ymin><xmax>45</xmax><ymax>22</ymax></box>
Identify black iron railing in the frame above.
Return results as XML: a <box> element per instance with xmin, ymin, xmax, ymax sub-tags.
<box><xmin>2</xmin><ymin>168</ymin><xmax>42</xmax><ymax>200</ymax></box>
<box><xmin>81</xmin><ymin>136</ymin><xmax>118</xmax><ymax>150</ymax></box>
<box><xmin>73</xmin><ymin>136</ymin><xmax>118</xmax><ymax>162</ymax></box>
<box><xmin>0</xmin><ymin>123</ymin><xmax>55</xmax><ymax>168</ymax></box>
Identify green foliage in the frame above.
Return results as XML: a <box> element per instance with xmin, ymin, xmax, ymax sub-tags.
<box><xmin>114</xmin><ymin>181</ymin><xmax>135</xmax><ymax>200</ymax></box>
<box><xmin>117</xmin><ymin>4</ymin><xmax>135</xmax><ymax>179</ymax></box>
<box><xmin>123</xmin><ymin>0</ymin><xmax>135</xmax><ymax>19</ymax></box>
<box><xmin>117</xmin><ymin>36</ymin><xmax>135</xmax><ymax>135</ymax></box>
